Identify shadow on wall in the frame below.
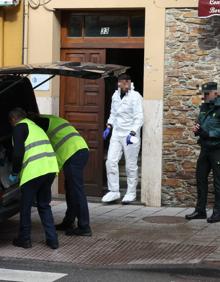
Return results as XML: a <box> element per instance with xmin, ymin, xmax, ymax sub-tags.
<box><xmin>198</xmin><ymin>17</ymin><xmax>220</xmax><ymax>50</ymax></box>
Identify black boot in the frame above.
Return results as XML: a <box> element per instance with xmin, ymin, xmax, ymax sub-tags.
<box><xmin>207</xmin><ymin>211</ymin><xmax>220</xmax><ymax>223</ymax></box>
<box><xmin>46</xmin><ymin>239</ymin><xmax>59</xmax><ymax>249</ymax></box>
<box><xmin>65</xmin><ymin>226</ymin><xmax>92</xmax><ymax>237</ymax></box>
<box><xmin>13</xmin><ymin>237</ymin><xmax>32</xmax><ymax>249</ymax></box>
<box><xmin>185</xmin><ymin>210</ymin><xmax>207</xmax><ymax>220</ymax></box>
<box><xmin>55</xmin><ymin>220</ymin><xmax>74</xmax><ymax>231</ymax></box>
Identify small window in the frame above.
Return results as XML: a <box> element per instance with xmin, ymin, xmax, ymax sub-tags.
<box><xmin>65</xmin><ymin>12</ymin><xmax>145</xmax><ymax>38</ymax></box>
<box><xmin>85</xmin><ymin>15</ymin><xmax>128</xmax><ymax>37</ymax></box>
<box><xmin>131</xmin><ymin>15</ymin><xmax>145</xmax><ymax>37</ymax></box>
<box><xmin>68</xmin><ymin>15</ymin><xmax>83</xmax><ymax>37</ymax></box>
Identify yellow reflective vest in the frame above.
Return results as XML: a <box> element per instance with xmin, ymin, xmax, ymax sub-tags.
<box><xmin>17</xmin><ymin>118</ymin><xmax>59</xmax><ymax>186</ymax></box>
<box><xmin>41</xmin><ymin>115</ymin><xmax>88</xmax><ymax>170</ymax></box>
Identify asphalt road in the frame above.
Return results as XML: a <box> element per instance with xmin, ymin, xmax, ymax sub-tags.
<box><xmin>0</xmin><ymin>258</ymin><xmax>220</xmax><ymax>282</ymax></box>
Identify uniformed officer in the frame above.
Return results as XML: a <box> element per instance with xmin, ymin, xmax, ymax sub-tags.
<box><xmin>185</xmin><ymin>82</ymin><xmax>220</xmax><ymax>223</ymax></box>
<box><xmin>28</xmin><ymin>113</ymin><xmax>91</xmax><ymax>236</ymax></box>
<box><xmin>8</xmin><ymin>108</ymin><xmax>59</xmax><ymax>249</ymax></box>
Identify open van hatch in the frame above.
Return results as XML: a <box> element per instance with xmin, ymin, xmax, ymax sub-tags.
<box><xmin>0</xmin><ymin>61</ymin><xmax>129</xmax><ymax>94</ymax></box>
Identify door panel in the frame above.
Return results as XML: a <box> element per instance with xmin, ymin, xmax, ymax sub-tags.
<box><xmin>60</xmin><ymin>49</ymin><xmax>106</xmax><ymax>196</ymax></box>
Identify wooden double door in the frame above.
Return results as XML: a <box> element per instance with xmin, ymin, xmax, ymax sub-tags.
<box><xmin>60</xmin><ymin>49</ymin><xmax>106</xmax><ymax>196</ymax></box>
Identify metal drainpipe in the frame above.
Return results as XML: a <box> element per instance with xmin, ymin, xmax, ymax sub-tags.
<box><xmin>22</xmin><ymin>0</ymin><xmax>29</xmax><ymax>64</ymax></box>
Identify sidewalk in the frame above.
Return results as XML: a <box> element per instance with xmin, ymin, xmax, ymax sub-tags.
<box><xmin>1</xmin><ymin>200</ymin><xmax>220</xmax><ymax>270</ymax></box>
<box><xmin>80</xmin><ymin>202</ymin><xmax>220</xmax><ymax>267</ymax></box>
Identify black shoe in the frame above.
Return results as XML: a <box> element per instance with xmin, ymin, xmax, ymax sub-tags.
<box><xmin>32</xmin><ymin>201</ymin><xmax>38</xmax><ymax>207</ymax></box>
<box><xmin>185</xmin><ymin>210</ymin><xmax>207</xmax><ymax>220</ymax></box>
<box><xmin>46</xmin><ymin>239</ymin><xmax>59</xmax><ymax>249</ymax></box>
<box><xmin>55</xmin><ymin>221</ymin><xmax>74</xmax><ymax>231</ymax></box>
<box><xmin>13</xmin><ymin>238</ymin><xmax>32</xmax><ymax>249</ymax></box>
<box><xmin>207</xmin><ymin>213</ymin><xmax>220</xmax><ymax>223</ymax></box>
<box><xmin>65</xmin><ymin>227</ymin><xmax>92</xmax><ymax>237</ymax></box>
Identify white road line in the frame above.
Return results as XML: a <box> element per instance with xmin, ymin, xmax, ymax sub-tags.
<box><xmin>0</xmin><ymin>268</ymin><xmax>67</xmax><ymax>282</ymax></box>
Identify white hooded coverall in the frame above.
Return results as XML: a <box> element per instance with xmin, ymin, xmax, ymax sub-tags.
<box><xmin>106</xmin><ymin>88</ymin><xmax>144</xmax><ymax>197</ymax></box>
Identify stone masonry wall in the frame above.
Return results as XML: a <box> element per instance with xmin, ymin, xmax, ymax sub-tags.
<box><xmin>163</xmin><ymin>9</ymin><xmax>220</xmax><ymax>206</ymax></box>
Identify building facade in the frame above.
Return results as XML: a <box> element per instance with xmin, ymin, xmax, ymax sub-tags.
<box><xmin>24</xmin><ymin>0</ymin><xmax>220</xmax><ymax>207</ymax></box>
<box><xmin>163</xmin><ymin>7</ymin><xmax>220</xmax><ymax>206</ymax></box>
<box><xmin>0</xmin><ymin>2</ymin><xmax>23</xmax><ymax>66</ymax></box>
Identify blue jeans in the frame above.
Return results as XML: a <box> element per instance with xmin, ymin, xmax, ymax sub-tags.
<box><xmin>63</xmin><ymin>149</ymin><xmax>90</xmax><ymax>229</ymax></box>
<box><xmin>19</xmin><ymin>173</ymin><xmax>57</xmax><ymax>242</ymax></box>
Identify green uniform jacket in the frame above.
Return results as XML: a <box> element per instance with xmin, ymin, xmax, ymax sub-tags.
<box><xmin>41</xmin><ymin>115</ymin><xmax>88</xmax><ymax>170</ymax></box>
<box><xmin>17</xmin><ymin>118</ymin><xmax>59</xmax><ymax>186</ymax></box>
<box><xmin>197</xmin><ymin>97</ymin><xmax>220</xmax><ymax>148</ymax></box>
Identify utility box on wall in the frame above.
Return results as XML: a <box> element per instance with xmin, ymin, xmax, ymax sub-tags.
<box><xmin>0</xmin><ymin>0</ymin><xmax>19</xmax><ymax>6</ymax></box>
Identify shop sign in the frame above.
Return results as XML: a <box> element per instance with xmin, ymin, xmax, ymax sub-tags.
<box><xmin>199</xmin><ymin>0</ymin><xmax>220</xmax><ymax>18</ymax></box>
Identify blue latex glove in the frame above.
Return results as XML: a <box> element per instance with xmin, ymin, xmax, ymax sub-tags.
<box><xmin>8</xmin><ymin>174</ymin><xmax>19</xmax><ymax>185</ymax></box>
<box><xmin>103</xmin><ymin>127</ymin><xmax>111</xmax><ymax>140</ymax></box>
<box><xmin>126</xmin><ymin>134</ymin><xmax>133</xmax><ymax>145</ymax></box>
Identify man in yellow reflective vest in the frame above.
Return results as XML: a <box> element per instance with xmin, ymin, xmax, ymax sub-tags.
<box><xmin>29</xmin><ymin>113</ymin><xmax>91</xmax><ymax>236</ymax></box>
<box><xmin>8</xmin><ymin>108</ymin><xmax>59</xmax><ymax>249</ymax></box>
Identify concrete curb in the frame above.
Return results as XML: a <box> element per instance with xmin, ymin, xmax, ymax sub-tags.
<box><xmin>2</xmin><ymin>257</ymin><xmax>220</xmax><ymax>277</ymax></box>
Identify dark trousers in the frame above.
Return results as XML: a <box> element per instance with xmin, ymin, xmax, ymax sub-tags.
<box><xmin>63</xmin><ymin>149</ymin><xmax>90</xmax><ymax>229</ymax></box>
<box><xmin>196</xmin><ymin>148</ymin><xmax>220</xmax><ymax>212</ymax></box>
<box><xmin>19</xmin><ymin>173</ymin><xmax>57</xmax><ymax>242</ymax></box>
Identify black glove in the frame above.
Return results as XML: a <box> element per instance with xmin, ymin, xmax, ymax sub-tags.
<box><xmin>198</xmin><ymin>128</ymin><xmax>209</xmax><ymax>139</ymax></box>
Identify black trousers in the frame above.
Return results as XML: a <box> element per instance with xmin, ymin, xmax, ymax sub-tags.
<box><xmin>19</xmin><ymin>173</ymin><xmax>57</xmax><ymax>242</ymax></box>
<box><xmin>196</xmin><ymin>147</ymin><xmax>220</xmax><ymax>212</ymax></box>
<box><xmin>63</xmin><ymin>149</ymin><xmax>90</xmax><ymax>229</ymax></box>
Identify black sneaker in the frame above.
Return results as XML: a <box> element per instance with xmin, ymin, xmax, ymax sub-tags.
<box><xmin>65</xmin><ymin>227</ymin><xmax>92</xmax><ymax>237</ymax></box>
<box><xmin>46</xmin><ymin>239</ymin><xmax>59</xmax><ymax>249</ymax></box>
<box><xmin>13</xmin><ymin>238</ymin><xmax>32</xmax><ymax>249</ymax></box>
<box><xmin>55</xmin><ymin>221</ymin><xmax>74</xmax><ymax>231</ymax></box>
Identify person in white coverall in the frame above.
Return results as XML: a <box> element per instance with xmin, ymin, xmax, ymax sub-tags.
<box><xmin>102</xmin><ymin>73</ymin><xmax>144</xmax><ymax>204</ymax></box>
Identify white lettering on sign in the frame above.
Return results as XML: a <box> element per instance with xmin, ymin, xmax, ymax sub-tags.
<box><xmin>210</xmin><ymin>0</ymin><xmax>220</xmax><ymax>5</ymax></box>
<box><xmin>210</xmin><ymin>6</ymin><xmax>220</xmax><ymax>13</ymax></box>
<box><xmin>100</xmin><ymin>27</ymin><xmax>110</xmax><ymax>35</ymax></box>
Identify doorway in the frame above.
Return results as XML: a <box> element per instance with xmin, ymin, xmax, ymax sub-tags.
<box><xmin>103</xmin><ymin>48</ymin><xmax>144</xmax><ymax>199</ymax></box>
<box><xmin>60</xmin><ymin>10</ymin><xmax>145</xmax><ymax>198</ymax></box>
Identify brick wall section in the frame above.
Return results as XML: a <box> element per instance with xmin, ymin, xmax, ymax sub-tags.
<box><xmin>163</xmin><ymin>9</ymin><xmax>220</xmax><ymax>206</ymax></box>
